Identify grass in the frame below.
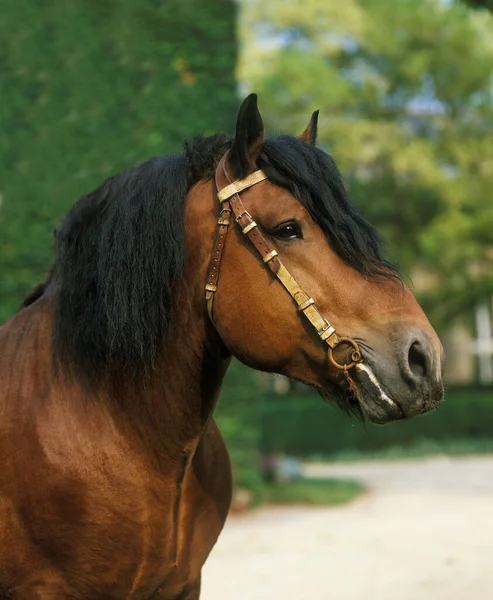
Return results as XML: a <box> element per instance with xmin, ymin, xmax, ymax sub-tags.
<box><xmin>262</xmin><ymin>477</ymin><xmax>365</xmax><ymax>506</ymax></box>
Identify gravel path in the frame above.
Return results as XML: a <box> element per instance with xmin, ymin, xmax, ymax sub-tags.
<box><xmin>201</xmin><ymin>455</ymin><xmax>493</xmax><ymax>600</ymax></box>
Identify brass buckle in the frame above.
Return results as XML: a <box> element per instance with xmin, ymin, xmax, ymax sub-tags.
<box><xmin>235</xmin><ymin>209</ymin><xmax>252</xmax><ymax>223</ymax></box>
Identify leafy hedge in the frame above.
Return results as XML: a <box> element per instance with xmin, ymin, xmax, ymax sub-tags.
<box><xmin>215</xmin><ymin>361</ymin><xmax>264</xmax><ymax>497</ymax></box>
<box><xmin>260</xmin><ymin>387</ymin><xmax>493</xmax><ymax>457</ymax></box>
<box><xmin>0</xmin><ymin>0</ymin><xmax>237</xmax><ymax>322</ymax></box>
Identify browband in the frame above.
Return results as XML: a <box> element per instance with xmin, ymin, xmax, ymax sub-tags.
<box><xmin>217</xmin><ymin>170</ymin><xmax>268</xmax><ymax>202</ymax></box>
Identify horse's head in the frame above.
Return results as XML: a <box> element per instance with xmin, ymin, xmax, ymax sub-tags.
<box><xmin>194</xmin><ymin>95</ymin><xmax>443</xmax><ymax>424</ymax></box>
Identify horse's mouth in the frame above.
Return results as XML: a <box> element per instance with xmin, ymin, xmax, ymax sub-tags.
<box><xmin>350</xmin><ymin>362</ymin><xmax>405</xmax><ymax>424</ymax></box>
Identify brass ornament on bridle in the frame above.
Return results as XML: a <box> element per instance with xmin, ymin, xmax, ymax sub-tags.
<box><xmin>204</xmin><ymin>153</ymin><xmax>363</xmax><ymax>375</ymax></box>
<box><xmin>327</xmin><ymin>337</ymin><xmax>361</xmax><ymax>371</ymax></box>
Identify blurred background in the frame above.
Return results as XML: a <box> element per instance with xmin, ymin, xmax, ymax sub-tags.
<box><xmin>1</xmin><ymin>0</ymin><xmax>493</xmax><ymax>598</ymax></box>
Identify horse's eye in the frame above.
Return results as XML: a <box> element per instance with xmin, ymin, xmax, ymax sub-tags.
<box><xmin>272</xmin><ymin>221</ymin><xmax>303</xmax><ymax>241</ymax></box>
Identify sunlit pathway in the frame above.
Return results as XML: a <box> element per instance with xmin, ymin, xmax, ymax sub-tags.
<box><xmin>202</xmin><ymin>456</ymin><xmax>493</xmax><ymax>600</ymax></box>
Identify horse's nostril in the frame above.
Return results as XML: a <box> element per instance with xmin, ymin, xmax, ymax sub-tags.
<box><xmin>408</xmin><ymin>341</ymin><xmax>428</xmax><ymax>379</ymax></box>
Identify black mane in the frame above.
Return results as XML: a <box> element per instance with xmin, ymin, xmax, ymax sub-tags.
<box><xmin>47</xmin><ymin>133</ymin><xmax>396</xmax><ymax>390</ymax></box>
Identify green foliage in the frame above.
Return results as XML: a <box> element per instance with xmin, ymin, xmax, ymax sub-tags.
<box><xmin>260</xmin><ymin>387</ymin><xmax>493</xmax><ymax>456</ymax></box>
<box><xmin>262</xmin><ymin>477</ymin><xmax>365</xmax><ymax>506</ymax></box>
<box><xmin>215</xmin><ymin>361</ymin><xmax>264</xmax><ymax>496</ymax></box>
<box><xmin>239</xmin><ymin>0</ymin><xmax>493</xmax><ymax>326</ymax></box>
<box><xmin>316</xmin><ymin>437</ymin><xmax>493</xmax><ymax>461</ymax></box>
<box><xmin>461</xmin><ymin>0</ymin><xmax>493</xmax><ymax>10</ymax></box>
<box><xmin>0</xmin><ymin>0</ymin><xmax>237</xmax><ymax>322</ymax></box>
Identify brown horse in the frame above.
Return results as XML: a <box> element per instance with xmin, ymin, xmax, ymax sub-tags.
<box><xmin>0</xmin><ymin>95</ymin><xmax>443</xmax><ymax>599</ymax></box>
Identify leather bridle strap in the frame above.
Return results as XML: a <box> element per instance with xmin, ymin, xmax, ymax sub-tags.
<box><xmin>205</xmin><ymin>153</ymin><xmax>362</xmax><ymax>371</ymax></box>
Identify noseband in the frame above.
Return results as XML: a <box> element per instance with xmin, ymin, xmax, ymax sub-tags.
<box><xmin>204</xmin><ymin>153</ymin><xmax>362</xmax><ymax>375</ymax></box>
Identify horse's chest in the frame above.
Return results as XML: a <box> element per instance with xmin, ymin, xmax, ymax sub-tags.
<box><xmin>133</xmin><ymin>430</ymin><xmax>232</xmax><ymax>598</ymax></box>
<box><xmin>130</xmin><ymin>465</ymin><xmax>228</xmax><ymax>598</ymax></box>
<box><xmin>0</xmin><ymin>418</ymin><xmax>231</xmax><ymax>599</ymax></box>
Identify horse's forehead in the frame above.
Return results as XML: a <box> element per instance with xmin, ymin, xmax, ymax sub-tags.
<box><xmin>241</xmin><ymin>180</ymin><xmax>308</xmax><ymax>219</ymax></box>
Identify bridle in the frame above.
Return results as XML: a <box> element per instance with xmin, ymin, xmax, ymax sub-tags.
<box><xmin>204</xmin><ymin>152</ymin><xmax>363</xmax><ymax>380</ymax></box>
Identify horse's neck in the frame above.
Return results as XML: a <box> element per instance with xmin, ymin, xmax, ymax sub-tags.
<box><xmin>128</xmin><ymin>319</ymin><xmax>230</xmax><ymax>464</ymax></box>
<box><xmin>11</xmin><ymin>292</ymin><xmax>229</xmax><ymax>471</ymax></box>
<box><xmin>90</xmin><ymin>286</ymin><xmax>231</xmax><ymax>469</ymax></box>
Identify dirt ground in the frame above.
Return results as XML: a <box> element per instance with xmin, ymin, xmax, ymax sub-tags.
<box><xmin>201</xmin><ymin>455</ymin><xmax>493</xmax><ymax>600</ymax></box>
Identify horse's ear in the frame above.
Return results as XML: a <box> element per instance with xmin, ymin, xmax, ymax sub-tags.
<box><xmin>228</xmin><ymin>93</ymin><xmax>265</xmax><ymax>179</ymax></box>
<box><xmin>300</xmin><ymin>110</ymin><xmax>319</xmax><ymax>145</ymax></box>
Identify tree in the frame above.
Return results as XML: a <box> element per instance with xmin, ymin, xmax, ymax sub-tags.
<box><xmin>239</xmin><ymin>0</ymin><xmax>493</xmax><ymax>325</ymax></box>
<box><xmin>0</xmin><ymin>0</ymin><xmax>238</xmax><ymax>322</ymax></box>
<box><xmin>462</xmin><ymin>0</ymin><xmax>493</xmax><ymax>11</ymax></box>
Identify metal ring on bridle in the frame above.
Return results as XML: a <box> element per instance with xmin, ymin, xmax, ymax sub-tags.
<box><xmin>328</xmin><ymin>337</ymin><xmax>362</xmax><ymax>371</ymax></box>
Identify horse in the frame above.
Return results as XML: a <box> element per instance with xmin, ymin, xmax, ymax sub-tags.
<box><xmin>0</xmin><ymin>94</ymin><xmax>444</xmax><ymax>599</ymax></box>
